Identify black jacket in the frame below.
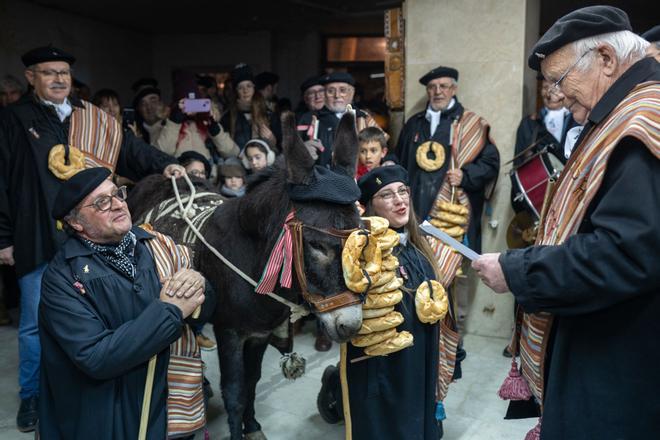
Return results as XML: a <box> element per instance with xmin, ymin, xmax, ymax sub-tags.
<box><xmin>396</xmin><ymin>100</ymin><xmax>500</xmax><ymax>252</ymax></box>
<box><xmin>500</xmin><ymin>57</ymin><xmax>660</xmax><ymax>440</ymax></box>
<box><xmin>220</xmin><ymin>109</ymin><xmax>281</xmax><ymax>151</ymax></box>
<box><xmin>0</xmin><ymin>95</ymin><xmax>176</xmax><ymax>277</ymax></box>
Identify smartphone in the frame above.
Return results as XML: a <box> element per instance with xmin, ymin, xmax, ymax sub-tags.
<box><xmin>183</xmin><ymin>98</ymin><xmax>211</xmax><ymax>114</ymax></box>
<box><xmin>121</xmin><ymin>108</ymin><xmax>135</xmax><ymax>129</ymax></box>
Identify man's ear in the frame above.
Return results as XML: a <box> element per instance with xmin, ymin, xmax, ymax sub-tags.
<box><xmin>597</xmin><ymin>43</ymin><xmax>619</xmax><ymax>77</ymax></box>
<box><xmin>67</xmin><ymin>214</ymin><xmax>85</xmax><ymax>233</ymax></box>
<box><xmin>24</xmin><ymin>69</ymin><xmax>35</xmax><ymax>86</ymax></box>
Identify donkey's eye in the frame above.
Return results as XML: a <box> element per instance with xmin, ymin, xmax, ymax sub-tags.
<box><xmin>309</xmin><ymin>241</ymin><xmax>326</xmax><ymax>252</ymax></box>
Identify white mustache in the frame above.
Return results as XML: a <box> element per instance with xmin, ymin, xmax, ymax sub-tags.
<box><xmin>49</xmin><ymin>84</ymin><xmax>68</xmax><ymax>89</ymax></box>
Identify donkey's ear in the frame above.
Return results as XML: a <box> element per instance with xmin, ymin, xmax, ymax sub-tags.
<box><xmin>331</xmin><ymin>112</ymin><xmax>359</xmax><ymax>176</ymax></box>
<box><xmin>281</xmin><ymin>111</ymin><xmax>315</xmax><ymax>184</ymax></box>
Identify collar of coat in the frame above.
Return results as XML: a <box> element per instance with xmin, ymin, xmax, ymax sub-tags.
<box><xmin>415</xmin><ymin>97</ymin><xmax>463</xmax><ymax>122</ymax></box>
<box><xmin>63</xmin><ymin>226</ymin><xmax>153</xmax><ymax>260</ymax></box>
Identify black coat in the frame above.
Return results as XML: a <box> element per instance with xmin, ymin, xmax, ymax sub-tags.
<box><xmin>395</xmin><ymin>100</ymin><xmax>500</xmax><ymax>252</ymax></box>
<box><xmin>347</xmin><ymin>236</ymin><xmax>439</xmax><ymax>440</ymax></box>
<box><xmin>0</xmin><ymin>95</ymin><xmax>176</xmax><ymax>277</ymax></box>
<box><xmin>39</xmin><ymin>227</ymin><xmax>215</xmax><ymax>439</ymax></box>
<box><xmin>499</xmin><ymin>57</ymin><xmax>660</xmax><ymax>440</ymax></box>
<box><xmin>220</xmin><ymin>109</ymin><xmax>281</xmax><ymax>151</ymax></box>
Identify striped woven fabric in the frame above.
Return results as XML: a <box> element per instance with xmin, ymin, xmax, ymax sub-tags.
<box><xmin>139</xmin><ymin>225</ymin><xmax>206</xmax><ymax>437</ymax></box>
<box><xmin>515</xmin><ymin>81</ymin><xmax>660</xmax><ymax>405</ymax></box>
<box><xmin>68</xmin><ymin>100</ymin><xmax>123</xmax><ymax>171</ymax></box>
<box><xmin>255</xmin><ymin>211</ymin><xmax>295</xmax><ymax>294</ymax></box>
<box><xmin>426</xmin><ymin>111</ymin><xmax>492</xmax><ymax>287</ymax></box>
<box><xmin>436</xmin><ymin>314</ymin><xmax>461</xmax><ymax>400</ymax></box>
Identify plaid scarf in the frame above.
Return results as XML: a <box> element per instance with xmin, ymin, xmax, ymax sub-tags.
<box><xmin>83</xmin><ymin>231</ymin><xmax>137</xmax><ymax>279</ymax></box>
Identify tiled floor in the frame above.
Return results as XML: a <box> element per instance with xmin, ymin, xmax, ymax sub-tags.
<box><xmin>0</xmin><ymin>317</ymin><xmax>535</xmax><ymax>439</ymax></box>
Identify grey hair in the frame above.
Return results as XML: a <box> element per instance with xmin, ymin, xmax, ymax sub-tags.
<box><xmin>0</xmin><ymin>75</ymin><xmax>24</xmax><ymax>93</ymax></box>
<box><xmin>62</xmin><ymin>208</ymin><xmax>82</xmax><ymax>235</ymax></box>
<box><xmin>573</xmin><ymin>30</ymin><xmax>649</xmax><ymax>71</ymax></box>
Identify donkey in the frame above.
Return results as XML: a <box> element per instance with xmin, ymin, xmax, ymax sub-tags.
<box><xmin>128</xmin><ymin>113</ymin><xmax>363</xmax><ymax>439</ymax></box>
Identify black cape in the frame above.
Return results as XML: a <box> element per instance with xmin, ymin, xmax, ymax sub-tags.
<box><xmin>500</xmin><ymin>57</ymin><xmax>660</xmax><ymax>440</ymax></box>
<box><xmin>0</xmin><ymin>95</ymin><xmax>176</xmax><ymax>277</ymax></box>
<box><xmin>395</xmin><ymin>99</ymin><xmax>499</xmax><ymax>252</ymax></box>
<box><xmin>347</xmin><ymin>235</ymin><xmax>439</xmax><ymax>440</ymax></box>
<box><xmin>39</xmin><ymin>227</ymin><xmax>215</xmax><ymax>439</ymax></box>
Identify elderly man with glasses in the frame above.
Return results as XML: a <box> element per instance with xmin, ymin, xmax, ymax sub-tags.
<box><xmin>39</xmin><ymin>167</ymin><xmax>214</xmax><ymax>439</ymax></box>
<box><xmin>0</xmin><ymin>45</ymin><xmax>184</xmax><ymax>432</ymax></box>
<box><xmin>473</xmin><ymin>6</ymin><xmax>660</xmax><ymax>439</ymax></box>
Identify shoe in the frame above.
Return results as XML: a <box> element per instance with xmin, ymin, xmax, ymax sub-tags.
<box><xmin>317</xmin><ymin>365</ymin><xmax>341</xmax><ymax>424</ymax></box>
<box><xmin>314</xmin><ymin>332</ymin><xmax>332</xmax><ymax>352</ymax></box>
<box><xmin>16</xmin><ymin>395</ymin><xmax>38</xmax><ymax>433</ymax></box>
<box><xmin>502</xmin><ymin>346</ymin><xmax>513</xmax><ymax>358</ymax></box>
<box><xmin>196</xmin><ymin>333</ymin><xmax>217</xmax><ymax>351</ymax></box>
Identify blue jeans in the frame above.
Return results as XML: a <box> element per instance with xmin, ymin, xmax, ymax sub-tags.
<box><xmin>18</xmin><ymin>264</ymin><xmax>47</xmax><ymax>399</ymax></box>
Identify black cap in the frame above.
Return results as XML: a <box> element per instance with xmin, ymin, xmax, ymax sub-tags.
<box><xmin>132</xmin><ymin>86</ymin><xmax>161</xmax><ymax>109</ymax></box>
<box><xmin>231</xmin><ymin>63</ymin><xmax>254</xmax><ymax>88</ymax></box>
<box><xmin>319</xmin><ymin>72</ymin><xmax>355</xmax><ymax>86</ymax></box>
<box><xmin>358</xmin><ymin>165</ymin><xmax>409</xmax><ymax>205</ymax></box>
<box><xmin>288</xmin><ymin>166</ymin><xmax>360</xmax><ymax>205</ymax></box>
<box><xmin>52</xmin><ymin>167</ymin><xmax>111</xmax><ymax>220</ymax></box>
<box><xmin>255</xmin><ymin>71</ymin><xmax>279</xmax><ymax>90</ymax></box>
<box><xmin>419</xmin><ymin>66</ymin><xmax>459</xmax><ymax>85</ymax></box>
<box><xmin>528</xmin><ymin>6</ymin><xmax>632</xmax><ymax>71</ymax></box>
<box><xmin>131</xmin><ymin>77</ymin><xmax>158</xmax><ymax>93</ymax></box>
<box><xmin>300</xmin><ymin>75</ymin><xmax>323</xmax><ymax>93</ymax></box>
<box><xmin>178</xmin><ymin>151</ymin><xmax>211</xmax><ymax>179</ymax></box>
<box><xmin>220</xmin><ymin>157</ymin><xmax>247</xmax><ymax>178</ymax></box>
<box><xmin>21</xmin><ymin>45</ymin><xmax>75</xmax><ymax>67</ymax></box>
<box><xmin>641</xmin><ymin>25</ymin><xmax>660</xmax><ymax>43</ymax></box>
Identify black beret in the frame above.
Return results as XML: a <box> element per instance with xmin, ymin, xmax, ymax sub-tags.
<box><xmin>288</xmin><ymin>166</ymin><xmax>360</xmax><ymax>205</ymax></box>
<box><xmin>641</xmin><ymin>25</ymin><xmax>660</xmax><ymax>43</ymax></box>
<box><xmin>132</xmin><ymin>86</ymin><xmax>161</xmax><ymax>109</ymax></box>
<box><xmin>528</xmin><ymin>6</ymin><xmax>632</xmax><ymax>71</ymax></box>
<box><xmin>358</xmin><ymin>165</ymin><xmax>409</xmax><ymax>205</ymax></box>
<box><xmin>300</xmin><ymin>75</ymin><xmax>323</xmax><ymax>93</ymax></box>
<box><xmin>131</xmin><ymin>77</ymin><xmax>159</xmax><ymax>93</ymax></box>
<box><xmin>231</xmin><ymin>63</ymin><xmax>254</xmax><ymax>88</ymax></box>
<box><xmin>419</xmin><ymin>66</ymin><xmax>459</xmax><ymax>85</ymax></box>
<box><xmin>22</xmin><ymin>45</ymin><xmax>75</xmax><ymax>67</ymax></box>
<box><xmin>52</xmin><ymin>167</ymin><xmax>111</xmax><ymax>220</ymax></box>
<box><xmin>220</xmin><ymin>157</ymin><xmax>247</xmax><ymax>178</ymax></box>
<box><xmin>178</xmin><ymin>151</ymin><xmax>212</xmax><ymax>179</ymax></box>
<box><xmin>319</xmin><ymin>72</ymin><xmax>355</xmax><ymax>86</ymax></box>
<box><xmin>255</xmin><ymin>71</ymin><xmax>279</xmax><ymax>90</ymax></box>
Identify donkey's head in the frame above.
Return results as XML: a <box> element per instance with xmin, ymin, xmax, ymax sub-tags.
<box><xmin>281</xmin><ymin>112</ymin><xmax>363</xmax><ymax>342</ymax></box>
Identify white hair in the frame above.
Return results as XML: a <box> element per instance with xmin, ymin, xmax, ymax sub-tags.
<box><xmin>573</xmin><ymin>30</ymin><xmax>649</xmax><ymax>71</ymax></box>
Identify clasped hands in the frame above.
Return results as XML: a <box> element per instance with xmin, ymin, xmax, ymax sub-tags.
<box><xmin>159</xmin><ymin>269</ymin><xmax>206</xmax><ymax>318</ymax></box>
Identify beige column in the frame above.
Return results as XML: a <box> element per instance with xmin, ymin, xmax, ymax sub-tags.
<box><xmin>402</xmin><ymin>0</ymin><xmax>540</xmax><ymax>337</ymax></box>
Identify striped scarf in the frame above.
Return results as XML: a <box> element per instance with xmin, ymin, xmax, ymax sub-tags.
<box><xmin>256</xmin><ymin>211</ymin><xmax>295</xmax><ymax>294</ymax></box>
<box><xmin>510</xmin><ymin>81</ymin><xmax>660</xmax><ymax>407</ymax></box>
<box><xmin>69</xmin><ymin>100</ymin><xmax>123</xmax><ymax>172</ymax></box>
<box><xmin>426</xmin><ymin>111</ymin><xmax>493</xmax><ymax>287</ymax></box>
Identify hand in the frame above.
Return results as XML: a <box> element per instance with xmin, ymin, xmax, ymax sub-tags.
<box><xmin>472</xmin><ymin>253</ymin><xmax>509</xmax><ymax>293</ymax></box>
<box><xmin>303</xmin><ymin>139</ymin><xmax>324</xmax><ymax>160</ymax></box>
<box><xmin>128</xmin><ymin>122</ymin><xmax>139</xmax><ymax>136</ymax></box>
<box><xmin>163</xmin><ymin>164</ymin><xmax>186</xmax><ymax>178</ymax></box>
<box><xmin>160</xmin><ymin>269</ymin><xmax>206</xmax><ymax>318</ymax></box>
<box><xmin>0</xmin><ymin>246</ymin><xmax>14</xmax><ymax>266</ymax></box>
<box><xmin>447</xmin><ymin>169</ymin><xmax>463</xmax><ymax>187</ymax></box>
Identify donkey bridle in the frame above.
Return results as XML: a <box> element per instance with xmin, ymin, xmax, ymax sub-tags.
<box><xmin>287</xmin><ymin>218</ymin><xmax>363</xmax><ymax>313</ymax></box>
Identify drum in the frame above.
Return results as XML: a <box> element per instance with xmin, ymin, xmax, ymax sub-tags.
<box><xmin>511</xmin><ymin>149</ymin><xmax>563</xmax><ymax>218</ymax></box>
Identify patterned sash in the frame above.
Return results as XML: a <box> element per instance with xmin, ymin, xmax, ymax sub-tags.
<box><xmin>513</xmin><ymin>82</ymin><xmax>660</xmax><ymax>405</ymax></box>
<box><xmin>426</xmin><ymin>111</ymin><xmax>492</xmax><ymax>287</ymax></box>
<box><xmin>140</xmin><ymin>225</ymin><xmax>206</xmax><ymax>437</ymax></box>
<box><xmin>69</xmin><ymin>100</ymin><xmax>123</xmax><ymax>171</ymax></box>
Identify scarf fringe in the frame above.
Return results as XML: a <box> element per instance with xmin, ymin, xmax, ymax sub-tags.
<box><xmin>524</xmin><ymin>418</ymin><xmax>541</xmax><ymax>440</ymax></box>
<box><xmin>498</xmin><ymin>358</ymin><xmax>532</xmax><ymax>401</ymax></box>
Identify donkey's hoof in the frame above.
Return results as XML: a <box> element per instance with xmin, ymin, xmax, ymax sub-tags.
<box><xmin>244</xmin><ymin>430</ymin><xmax>267</xmax><ymax>440</ymax></box>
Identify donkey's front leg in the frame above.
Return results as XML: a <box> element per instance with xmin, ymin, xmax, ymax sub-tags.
<box><xmin>217</xmin><ymin>328</ymin><xmax>246</xmax><ymax>440</ymax></box>
<box><xmin>242</xmin><ymin>336</ymin><xmax>270</xmax><ymax>439</ymax></box>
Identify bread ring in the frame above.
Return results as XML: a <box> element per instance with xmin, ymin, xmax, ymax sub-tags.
<box><xmin>362</xmin><ymin>216</ymin><xmax>389</xmax><ymax>236</ymax></box>
<box><xmin>415</xmin><ymin>280</ymin><xmax>449</xmax><ymax>324</ymax></box>
<box><xmin>429</xmin><ymin>218</ymin><xmax>455</xmax><ymax>229</ymax></box>
<box><xmin>377</xmin><ymin>229</ymin><xmax>399</xmax><ymax>251</ymax></box>
<box><xmin>48</xmin><ymin>144</ymin><xmax>86</xmax><ymax>180</ymax></box>
<box><xmin>351</xmin><ymin>328</ymin><xmax>397</xmax><ymax>347</ymax></box>
<box><xmin>436</xmin><ymin>200</ymin><xmax>469</xmax><ymax>216</ymax></box>
<box><xmin>360</xmin><ymin>232</ymin><xmax>382</xmax><ymax>276</ymax></box>
<box><xmin>435</xmin><ymin>211</ymin><xmax>468</xmax><ymax>226</ymax></box>
<box><xmin>364</xmin><ymin>331</ymin><xmax>414</xmax><ymax>356</ymax></box>
<box><xmin>415</xmin><ymin>141</ymin><xmax>446</xmax><ymax>172</ymax></box>
<box><xmin>443</xmin><ymin>225</ymin><xmax>465</xmax><ymax>238</ymax></box>
<box><xmin>381</xmin><ymin>255</ymin><xmax>399</xmax><ymax>272</ymax></box>
<box><xmin>358</xmin><ymin>311</ymin><xmax>404</xmax><ymax>335</ymax></box>
<box><xmin>363</xmin><ymin>290</ymin><xmax>403</xmax><ymax>309</ymax></box>
<box><xmin>368</xmin><ymin>276</ymin><xmax>404</xmax><ymax>294</ymax></box>
<box><xmin>370</xmin><ymin>269</ymin><xmax>396</xmax><ymax>288</ymax></box>
<box><xmin>342</xmin><ymin>231</ymin><xmax>370</xmax><ymax>292</ymax></box>
<box><xmin>362</xmin><ymin>306</ymin><xmax>395</xmax><ymax>319</ymax></box>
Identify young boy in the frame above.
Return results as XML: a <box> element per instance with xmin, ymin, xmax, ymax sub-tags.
<box><xmin>357</xmin><ymin>127</ymin><xmax>390</xmax><ymax>178</ymax></box>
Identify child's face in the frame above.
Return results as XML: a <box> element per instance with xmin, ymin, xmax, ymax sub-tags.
<box><xmin>358</xmin><ymin>141</ymin><xmax>387</xmax><ymax>170</ymax></box>
<box><xmin>224</xmin><ymin>176</ymin><xmax>245</xmax><ymax>191</ymax></box>
<box><xmin>246</xmin><ymin>146</ymin><xmax>268</xmax><ymax>171</ymax></box>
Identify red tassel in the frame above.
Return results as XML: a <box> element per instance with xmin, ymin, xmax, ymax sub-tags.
<box><xmin>524</xmin><ymin>418</ymin><xmax>541</xmax><ymax>440</ymax></box>
<box><xmin>498</xmin><ymin>358</ymin><xmax>532</xmax><ymax>400</ymax></box>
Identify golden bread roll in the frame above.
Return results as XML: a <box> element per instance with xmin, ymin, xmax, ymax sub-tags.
<box><xmin>48</xmin><ymin>144</ymin><xmax>86</xmax><ymax>180</ymax></box>
<box><xmin>358</xmin><ymin>311</ymin><xmax>404</xmax><ymax>335</ymax></box>
<box><xmin>351</xmin><ymin>328</ymin><xmax>397</xmax><ymax>347</ymax></box>
<box><xmin>362</xmin><ymin>216</ymin><xmax>389</xmax><ymax>236</ymax></box>
<box><xmin>363</xmin><ymin>290</ymin><xmax>403</xmax><ymax>309</ymax></box>
<box><xmin>362</xmin><ymin>306</ymin><xmax>395</xmax><ymax>319</ymax></box>
<box><xmin>429</xmin><ymin>218</ymin><xmax>455</xmax><ymax>229</ymax></box>
<box><xmin>415</xmin><ymin>280</ymin><xmax>449</xmax><ymax>324</ymax></box>
<box><xmin>368</xmin><ymin>276</ymin><xmax>404</xmax><ymax>294</ymax></box>
<box><xmin>377</xmin><ymin>229</ymin><xmax>399</xmax><ymax>251</ymax></box>
<box><xmin>443</xmin><ymin>225</ymin><xmax>465</xmax><ymax>238</ymax></box>
<box><xmin>436</xmin><ymin>200</ymin><xmax>469</xmax><ymax>216</ymax></box>
<box><xmin>381</xmin><ymin>255</ymin><xmax>399</xmax><ymax>272</ymax></box>
<box><xmin>360</xmin><ymin>233</ymin><xmax>382</xmax><ymax>276</ymax></box>
<box><xmin>364</xmin><ymin>331</ymin><xmax>414</xmax><ymax>356</ymax></box>
<box><xmin>416</xmin><ymin>141</ymin><xmax>445</xmax><ymax>172</ymax></box>
<box><xmin>342</xmin><ymin>230</ymin><xmax>370</xmax><ymax>292</ymax></box>
<box><xmin>436</xmin><ymin>211</ymin><xmax>468</xmax><ymax>226</ymax></box>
